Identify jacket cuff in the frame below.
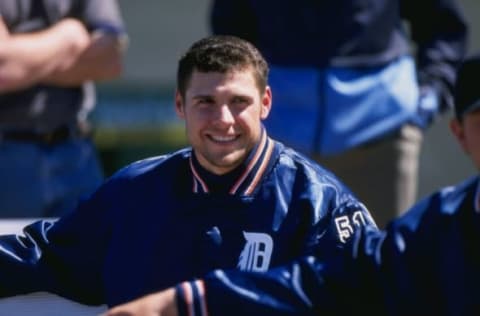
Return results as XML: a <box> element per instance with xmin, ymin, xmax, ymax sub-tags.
<box><xmin>175</xmin><ymin>280</ymin><xmax>208</xmax><ymax>316</ymax></box>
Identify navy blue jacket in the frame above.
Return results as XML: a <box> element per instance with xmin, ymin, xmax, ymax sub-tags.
<box><xmin>211</xmin><ymin>0</ymin><xmax>468</xmax><ymax>110</ymax></box>
<box><xmin>180</xmin><ymin>176</ymin><xmax>480</xmax><ymax>315</ymax></box>
<box><xmin>0</xmin><ymin>132</ymin><xmax>375</xmax><ymax>307</ymax></box>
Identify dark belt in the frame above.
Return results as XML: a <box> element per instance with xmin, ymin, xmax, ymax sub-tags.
<box><xmin>0</xmin><ymin>125</ymin><xmax>91</xmax><ymax>145</ymax></box>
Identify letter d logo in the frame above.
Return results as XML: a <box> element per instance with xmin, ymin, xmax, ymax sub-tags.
<box><xmin>237</xmin><ymin>232</ymin><xmax>273</xmax><ymax>272</ymax></box>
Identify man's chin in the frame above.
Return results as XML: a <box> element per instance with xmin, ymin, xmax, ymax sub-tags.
<box><xmin>211</xmin><ymin>154</ymin><xmax>244</xmax><ymax>172</ymax></box>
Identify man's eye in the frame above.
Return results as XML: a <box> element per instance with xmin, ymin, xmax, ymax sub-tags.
<box><xmin>197</xmin><ymin>98</ymin><xmax>214</xmax><ymax>105</ymax></box>
<box><xmin>232</xmin><ymin>97</ymin><xmax>247</xmax><ymax>104</ymax></box>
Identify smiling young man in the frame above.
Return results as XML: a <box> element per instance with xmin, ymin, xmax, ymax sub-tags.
<box><xmin>175</xmin><ymin>63</ymin><xmax>271</xmax><ymax>176</ymax></box>
<box><xmin>105</xmin><ymin>54</ymin><xmax>480</xmax><ymax>316</ymax></box>
<box><xmin>0</xmin><ymin>35</ymin><xmax>375</xmax><ymax>308</ymax></box>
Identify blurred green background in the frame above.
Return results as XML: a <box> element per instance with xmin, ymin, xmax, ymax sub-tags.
<box><xmin>93</xmin><ymin>0</ymin><xmax>480</xmax><ymax>199</ymax></box>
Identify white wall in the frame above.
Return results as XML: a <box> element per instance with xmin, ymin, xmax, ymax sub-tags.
<box><xmin>117</xmin><ymin>0</ymin><xmax>210</xmax><ymax>85</ymax></box>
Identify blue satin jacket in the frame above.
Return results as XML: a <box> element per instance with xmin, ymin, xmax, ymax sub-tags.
<box><xmin>0</xmin><ymin>132</ymin><xmax>375</xmax><ymax>307</ymax></box>
<box><xmin>178</xmin><ymin>176</ymin><xmax>480</xmax><ymax>315</ymax></box>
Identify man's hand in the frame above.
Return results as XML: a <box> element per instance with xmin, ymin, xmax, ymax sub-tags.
<box><xmin>102</xmin><ymin>288</ymin><xmax>178</xmax><ymax>316</ymax></box>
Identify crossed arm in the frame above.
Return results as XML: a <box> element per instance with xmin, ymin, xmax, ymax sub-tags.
<box><xmin>0</xmin><ymin>16</ymin><xmax>125</xmax><ymax>93</ymax></box>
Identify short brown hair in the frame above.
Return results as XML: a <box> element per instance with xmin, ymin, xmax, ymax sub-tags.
<box><xmin>177</xmin><ymin>35</ymin><xmax>269</xmax><ymax>97</ymax></box>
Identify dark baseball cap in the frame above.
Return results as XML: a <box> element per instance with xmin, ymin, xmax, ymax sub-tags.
<box><xmin>454</xmin><ymin>54</ymin><xmax>480</xmax><ymax>119</ymax></box>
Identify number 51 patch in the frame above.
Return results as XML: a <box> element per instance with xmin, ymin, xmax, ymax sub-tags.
<box><xmin>335</xmin><ymin>211</ymin><xmax>366</xmax><ymax>243</ymax></box>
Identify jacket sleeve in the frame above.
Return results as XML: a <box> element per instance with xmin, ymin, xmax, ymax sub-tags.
<box><xmin>175</xmin><ymin>257</ymin><xmax>337</xmax><ymax>316</ymax></box>
<box><xmin>174</xmin><ymin>228</ymin><xmax>383</xmax><ymax>316</ymax></box>
<box><xmin>174</xmin><ymin>188</ymin><xmax>456</xmax><ymax>316</ymax></box>
<box><xmin>401</xmin><ymin>0</ymin><xmax>468</xmax><ymax>112</ymax></box>
<box><xmin>0</xmin><ymin>176</ymin><xmax>122</xmax><ymax>305</ymax></box>
<box><xmin>174</xmin><ymin>223</ymin><xmax>420</xmax><ymax>316</ymax></box>
<box><xmin>174</xmin><ymin>182</ymin><xmax>379</xmax><ymax>316</ymax></box>
<box><xmin>210</xmin><ymin>0</ymin><xmax>258</xmax><ymax>44</ymax></box>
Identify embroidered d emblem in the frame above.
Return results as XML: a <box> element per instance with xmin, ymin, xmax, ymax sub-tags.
<box><xmin>237</xmin><ymin>232</ymin><xmax>273</xmax><ymax>272</ymax></box>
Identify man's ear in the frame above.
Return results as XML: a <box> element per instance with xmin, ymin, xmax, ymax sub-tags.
<box><xmin>450</xmin><ymin>118</ymin><xmax>469</xmax><ymax>154</ymax></box>
<box><xmin>260</xmin><ymin>86</ymin><xmax>272</xmax><ymax>120</ymax></box>
<box><xmin>175</xmin><ymin>90</ymin><xmax>185</xmax><ymax>119</ymax></box>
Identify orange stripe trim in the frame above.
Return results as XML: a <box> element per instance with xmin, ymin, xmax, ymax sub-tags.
<box><xmin>189</xmin><ymin>156</ymin><xmax>209</xmax><ymax>193</ymax></box>
<box><xmin>244</xmin><ymin>138</ymin><xmax>274</xmax><ymax>195</ymax></box>
<box><xmin>229</xmin><ymin>131</ymin><xmax>267</xmax><ymax>194</ymax></box>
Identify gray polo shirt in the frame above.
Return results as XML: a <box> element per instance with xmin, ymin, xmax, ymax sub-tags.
<box><xmin>0</xmin><ymin>0</ymin><xmax>126</xmax><ymax>133</ymax></box>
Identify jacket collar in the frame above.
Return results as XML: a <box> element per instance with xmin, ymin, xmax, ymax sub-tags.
<box><xmin>189</xmin><ymin>128</ymin><xmax>275</xmax><ymax>196</ymax></box>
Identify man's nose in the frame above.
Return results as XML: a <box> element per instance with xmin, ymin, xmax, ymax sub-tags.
<box><xmin>215</xmin><ymin>104</ymin><xmax>235</xmax><ymax>124</ymax></box>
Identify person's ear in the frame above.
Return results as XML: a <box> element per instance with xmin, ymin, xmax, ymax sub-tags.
<box><xmin>260</xmin><ymin>86</ymin><xmax>272</xmax><ymax>120</ymax></box>
<box><xmin>175</xmin><ymin>90</ymin><xmax>185</xmax><ymax>119</ymax></box>
<box><xmin>450</xmin><ymin>118</ymin><xmax>469</xmax><ymax>154</ymax></box>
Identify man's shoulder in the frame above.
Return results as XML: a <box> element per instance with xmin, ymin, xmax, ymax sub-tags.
<box><xmin>277</xmin><ymin>144</ymin><xmax>352</xmax><ymax>189</ymax></box>
<box><xmin>437</xmin><ymin>176</ymin><xmax>479</xmax><ymax>213</ymax></box>
<box><xmin>274</xmin><ymin>142</ymin><xmax>365</xmax><ymax>215</ymax></box>
<box><xmin>393</xmin><ymin>175</ymin><xmax>478</xmax><ymax>231</ymax></box>
<box><xmin>109</xmin><ymin>147</ymin><xmax>191</xmax><ymax>181</ymax></box>
<box><xmin>418</xmin><ymin>175</ymin><xmax>476</xmax><ymax>214</ymax></box>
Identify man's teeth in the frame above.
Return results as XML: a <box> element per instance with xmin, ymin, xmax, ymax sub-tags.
<box><xmin>212</xmin><ymin>135</ymin><xmax>236</xmax><ymax>142</ymax></box>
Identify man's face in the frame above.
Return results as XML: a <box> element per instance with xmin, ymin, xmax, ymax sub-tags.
<box><xmin>175</xmin><ymin>68</ymin><xmax>272</xmax><ymax>175</ymax></box>
<box><xmin>451</xmin><ymin>110</ymin><xmax>480</xmax><ymax>170</ymax></box>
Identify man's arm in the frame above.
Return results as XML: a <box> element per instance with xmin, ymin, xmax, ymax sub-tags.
<box><xmin>104</xmin><ymin>202</ymin><xmax>380</xmax><ymax>316</ymax></box>
<box><xmin>42</xmin><ymin>28</ymin><xmax>126</xmax><ymax>87</ymax></box>
<box><xmin>103</xmin><ymin>222</ymin><xmax>393</xmax><ymax>316</ymax></box>
<box><xmin>0</xmin><ymin>18</ymin><xmax>90</xmax><ymax>93</ymax></box>
<box><xmin>103</xmin><ymin>254</ymin><xmax>355</xmax><ymax>316</ymax></box>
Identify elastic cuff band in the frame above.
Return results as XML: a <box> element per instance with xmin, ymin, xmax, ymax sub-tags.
<box><xmin>175</xmin><ymin>280</ymin><xmax>208</xmax><ymax>316</ymax></box>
